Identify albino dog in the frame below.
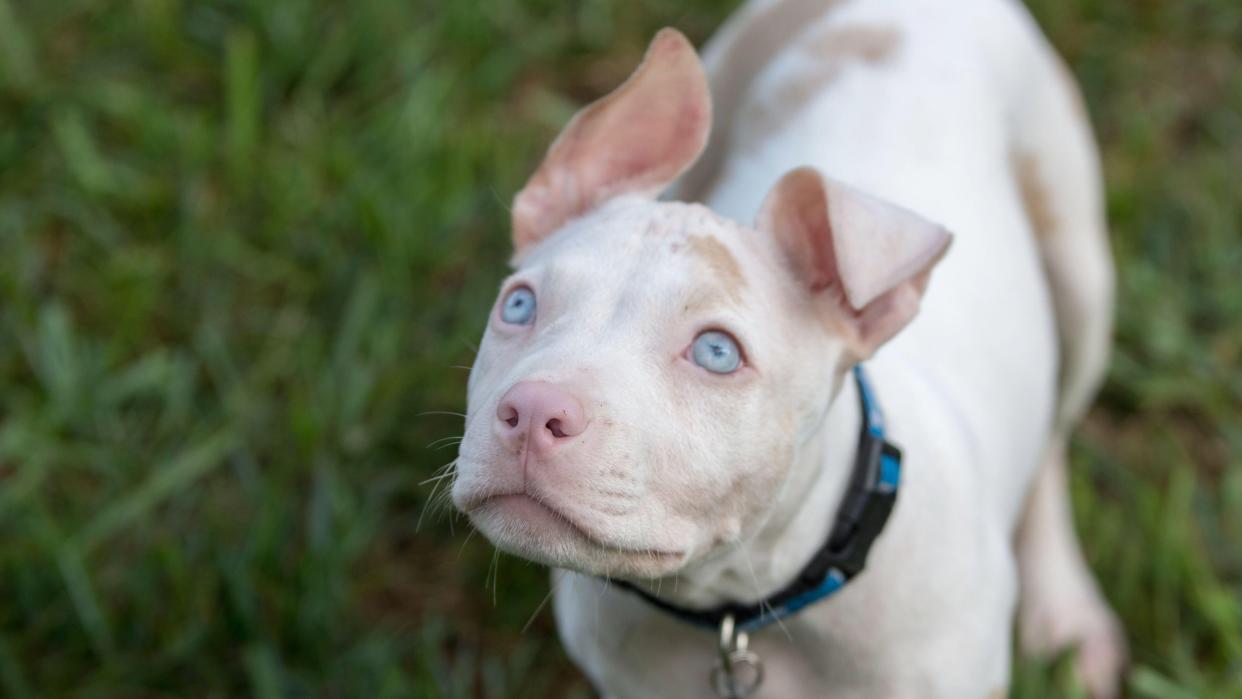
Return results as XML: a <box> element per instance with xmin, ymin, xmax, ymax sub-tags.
<box><xmin>452</xmin><ymin>0</ymin><xmax>1126</xmax><ymax>696</ymax></box>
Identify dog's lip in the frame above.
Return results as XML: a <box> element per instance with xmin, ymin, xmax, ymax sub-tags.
<box><xmin>466</xmin><ymin>491</ymin><xmax>684</xmax><ymax>560</ymax></box>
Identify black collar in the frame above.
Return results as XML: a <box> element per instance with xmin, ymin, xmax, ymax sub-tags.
<box><xmin>613</xmin><ymin>365</ymin><xmax>902</xmax><ymax>633</ymax></box>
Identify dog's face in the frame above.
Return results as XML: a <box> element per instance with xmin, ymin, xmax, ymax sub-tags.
<box><xmin>454</xmin><ymin>196</ymin><xmax>843</xmax><ymax>578</ymax></box>
<box><xmin>452</xmin><ymin>30</ymin><xmax>949</xmax><ymax>579</ymax></box>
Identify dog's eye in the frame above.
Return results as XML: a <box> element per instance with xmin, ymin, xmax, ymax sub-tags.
<box><xmin>691</xmin><ymin>330</ymin><xmax>742</xmax><ymax>374</ymax></box>
<box><xmin>500</xmin><ymin>286</ymin><xmax>537</xmax><ymax>325</ymax></box>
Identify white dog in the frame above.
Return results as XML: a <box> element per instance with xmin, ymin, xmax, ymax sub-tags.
<box><xmin>452</xmin><ymin>0</ymin><xmax>1126</xmax><ymax>696</ymax></box>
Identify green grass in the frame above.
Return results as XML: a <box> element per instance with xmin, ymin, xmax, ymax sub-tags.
<box><xmin>0</xmin><ymin>0</ymin><xmax>1238</xmax><ymax>696</ymax></box>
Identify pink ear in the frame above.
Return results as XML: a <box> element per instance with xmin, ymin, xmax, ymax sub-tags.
<box><xmin>757</xmin><ymin>167</ymin><xmax>952</xmax><ymax>358</ymax></box>
<box><xmin>511</xmin><ymin>28</ymin><xmax>712</xmax><ymax>256</ymax></box>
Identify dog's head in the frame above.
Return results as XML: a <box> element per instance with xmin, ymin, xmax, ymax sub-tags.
<box><xmin>452</xmin><ymin>29</ymin><xmax>950</xmax><ymax>579</ymax></box>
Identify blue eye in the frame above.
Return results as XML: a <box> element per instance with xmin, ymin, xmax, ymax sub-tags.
<box><xmin>691</xmin><ymin>330</ymin><xmax>742</xmax><ymax>374</ymax></box>
<box><xmin>500</xmin><ymin>286</ymin><xmax>536</xmax><ymax>325</ymax></box>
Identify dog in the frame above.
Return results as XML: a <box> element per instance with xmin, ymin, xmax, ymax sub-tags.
<box><xmin>452</xmin><ymin>0</ymin><xmax>1126</xmax><ymax>696</ymax></box>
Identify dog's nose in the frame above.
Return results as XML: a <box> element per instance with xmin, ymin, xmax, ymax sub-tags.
<box><xmin>495</xmin><ymin>381</ymin><xmax>587</xmax><ymax>456</ymax></box>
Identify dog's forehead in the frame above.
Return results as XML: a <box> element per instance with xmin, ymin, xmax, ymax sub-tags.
<box><xmin>518</xmin><ymin>197</ymin><xmax>756</xmax><ymax>292</ymax></box>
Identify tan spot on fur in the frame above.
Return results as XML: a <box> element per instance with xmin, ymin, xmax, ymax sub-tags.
<box><xmin>687</xmin><ymin>234</ymin><xmax>744</xmax><ymax>289</ymax></box>
<box><xmin>804</xmin><ymin>23</ymin><xmax>901</xmax><ymax>62</ymax></box>
<box><xmin>743</xmin><ymin>24</ymin><xmax>902</xmax><ymax>143</ymax></box>
<box><xmin>1012</xmin><ymin>149</ymin><xmax>1057</xmax><ymax>240</ymax></box>
<box><xmin>680</xmin><ymin>287</ymin><xmax>726</xmax><ymax>316</ymax></box>
<box><xmin>679</xmin><ymin>235</ymin><xmax>746</xmax><ymax>315</ymax></box>
<box><xmin>989</xmin><ymin>688</ymin><xmax>1008</xmax><ymax>699</ymax></box>
<box><xmin>674</xmin><ymin>0</ymin><xmax>850</xmax><ymax>202</ymax></box>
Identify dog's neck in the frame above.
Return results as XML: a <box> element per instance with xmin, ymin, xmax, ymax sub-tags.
<box><xmin>646</xmin><ymin>371</ymin><xmax>863</xmax><ymax>611</ymax></box>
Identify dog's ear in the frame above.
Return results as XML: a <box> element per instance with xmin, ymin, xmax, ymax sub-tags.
<box><xmin>757</xmin><ymin>167</ymin><xmax>952</xmax><ymax>359</ymax></box>
<box><xmin>511</xmin><ymin>29</ymin><xmax>711</xmax><ymax>258</ymax></box>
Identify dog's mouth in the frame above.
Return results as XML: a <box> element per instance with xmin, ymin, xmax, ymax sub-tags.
<box><xmin>462</xmin><ymin>490</ymin><xmax>685</xmax><ymax>575</ymax></box>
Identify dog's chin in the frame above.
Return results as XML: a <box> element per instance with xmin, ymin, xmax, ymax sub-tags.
<box><xmin>464</xmin><ymin>494</ymin><xmax>687</xmax><ymax>579</ymax></box>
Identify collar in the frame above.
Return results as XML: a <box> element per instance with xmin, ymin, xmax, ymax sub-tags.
<box><xmin>614</xmin><ymin>364</ymin><xmax>902</xmax><ymax>633</ymax></box>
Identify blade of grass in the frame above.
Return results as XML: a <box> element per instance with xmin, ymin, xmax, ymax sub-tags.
<box><xmin>0</xmin><ymin>632</ymin><xmax>32</xmax><ymax>699</ymax></box>
<box><xmin>0</xmin><ymin>0</ymin><xmax>37</xmax><ymax>91</ymax></box>
<box><xmin>56</xmin><ymin>542</ymin><xmax>115</xmax><ymax>657</ymax></box>
<box><xmin>226</xmin><ymin>27</ymin><xmax>260</xmax><ymax>186</ymax></box>
<box><xmin>73</xmin><ymin>429</ymin><xmax>238</xmax><ymax>554</ymax></box>
<box><xmin>243</xmin><ymin>642</ymin><xmax>284</xmax><ymax>699</ymax></box>
<box><xmin>1129</xmin><ymin>665</ymin><xmax>1199</xmax><ymax>699</ymax></box>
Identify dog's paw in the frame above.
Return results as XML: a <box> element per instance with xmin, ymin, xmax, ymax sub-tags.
<box><xmin>1074</xmin><ymin>616</ymin><xmax>1128</xmax><ymax>699</ymax></box>
<box><xmin>1019</xmin><ymin>592</ymin><xmax>1128</xmax><ymax>699</ymax></box>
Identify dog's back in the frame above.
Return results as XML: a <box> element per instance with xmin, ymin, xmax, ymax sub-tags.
<box><xmin>680</xmin><ymin>0</ymin><xmax>1111</xmax><ymax>519</ymax></box>
<box><xmin>679</xmin><ymin>2</ymin><xmax>1124</xmax><ymax>692</ymax></box>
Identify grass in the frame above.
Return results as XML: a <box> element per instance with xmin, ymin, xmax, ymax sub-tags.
<box><xmin>0</xmin><ymin>0</ymin><xmax>1238</xmax><ymax>696</ymax></box>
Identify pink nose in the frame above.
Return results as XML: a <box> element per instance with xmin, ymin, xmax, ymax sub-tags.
<box><xmin>495</xmin><ymin>381</ymin><xmax>587</xmax><ymax>457</ymax></box>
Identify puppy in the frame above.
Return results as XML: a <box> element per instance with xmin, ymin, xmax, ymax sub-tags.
<box><xmin>453</xmin><ymin>0</ymin><xmax>1126</xmax><ymax>696</ymax></box>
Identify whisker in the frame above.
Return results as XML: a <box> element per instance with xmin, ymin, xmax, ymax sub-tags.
<box><xmin>742</xmin><ymin>539</ymin><xmax>793</xmax><ymax>641</ymax></box>
<box><xmin>489</xmin><ymin>185</ymin><xmax>513</xmax><ymax>215</ymax></box>
<box><xmin>426</xmin><ymin>434</ymin><xmax>464</xmax><ymax>449</ymax></box>
<box><xmin>417</xmin><ymin>471</ymin><xmax>455</xmax><ymax>487</ymax></box>
<box><xmin>434</xmin><ymin>486</ymin><xmax>456</xmax><ymax>511</ymax></box>
<box><xmin>416</xmin><ymin>459</ymin><xmax>458</xmax><ymax>531</ymax></box>
<box><xmin>485</xmin><ymin>547</ymin><xmax>496</xmax><ymax>592</ymax></box>
<box><xmin>593</xmin><ymin>574</ymin><xmax>612</xmax><ymax>636</ymax></box>
<box><xmin>417</xmin><ymin>486</ymin><xmax>443</xmax><ymax>532</ymax></box>
<box><xmin>521</xmin><ymin>573</ymin><xmax>565</xmax><ymax>635</ymax></box>
<box><xmin>417</xmin><ymin>410</ymin><xmax>467</xmax><ymax>419</ymax></box>
<box><xmin>457</xmin><ymin>527</ymin><xmax>479</xmax><ymax>559</ymax></box>
<box><xmin>489</xmin><ymin>548</ymin><xmax>502</xmax><ymax>607</ymax></box>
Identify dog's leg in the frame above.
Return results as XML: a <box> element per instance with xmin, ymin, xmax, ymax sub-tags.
<box><xmin>1016</xmin><ymin>439</ymin><xmax>1126</xmax><ymax>698</ymax></box>
<box><xmin>1005</xmin><ymin>12</ymin><xmax>1127</xmax><ymax>698</ymax></box>
<box><xmin>1006</xmin><ymin>10</ymin><xmax>1115</xmax><ymax>438</ymax></box>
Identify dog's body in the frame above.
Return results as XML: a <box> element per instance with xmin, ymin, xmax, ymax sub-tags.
<box><xmin>453</xmin><ymin>0</ymin><xmax>1124</xmax><ymax>696</ymax></box>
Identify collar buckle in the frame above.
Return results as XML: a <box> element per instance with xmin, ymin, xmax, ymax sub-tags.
<box><xmin>710</xmin><ymin>614</ymin><xmax>764</xmax><ymax>699</ymax></box>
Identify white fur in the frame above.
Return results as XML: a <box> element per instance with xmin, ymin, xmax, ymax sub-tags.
<box><xmin>453</xmin><ymin>0</ymin><xmax>1124</xmax><ymax>697</ymax></box>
